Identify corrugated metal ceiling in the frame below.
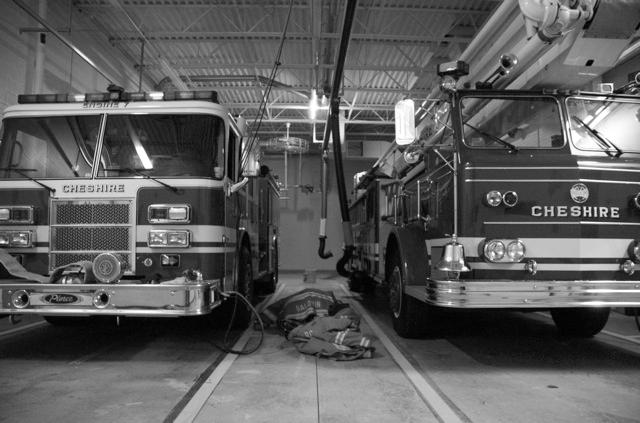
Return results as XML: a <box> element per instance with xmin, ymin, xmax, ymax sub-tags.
<box><xmin>69</xmin><ymin>0</ymin><xmax>500</xmax><ymax>149</ymax></box>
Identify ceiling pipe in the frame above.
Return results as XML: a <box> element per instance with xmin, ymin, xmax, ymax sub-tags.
<box><xmin>12</xmin><ymin>0</ymin><xmax>115</xmax><ymax>84</ymax></box>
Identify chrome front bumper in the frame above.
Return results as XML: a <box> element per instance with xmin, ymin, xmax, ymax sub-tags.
<box><xmin>0</xmin><ymin>280</ymin><xmax>222</xmax><ymax>317</ymax></box>
<box><xmin>404</xmin><ymin>279</ymin><xmax>640</xmax><ymax>308</ymax></box>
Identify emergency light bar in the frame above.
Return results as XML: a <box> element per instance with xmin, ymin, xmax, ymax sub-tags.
<box><xmin>17</xmin><ymin>90</ymin><xmax>219</xmax><ymax>104</ymax></box>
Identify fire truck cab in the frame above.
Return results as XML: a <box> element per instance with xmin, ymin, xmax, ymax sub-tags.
<box><xmin>0</xmin><ymin>89</ymin><xmax>279</xmax><ymax>323</ymax></box>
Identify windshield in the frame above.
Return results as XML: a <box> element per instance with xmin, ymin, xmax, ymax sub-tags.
<box><xmin>0</xmin><ymin>115</ymin><xmax>101</xmax><ymax>178</ymax></box>
<box><xmin>97</xmin><ymin>114</ymin><xmax>224</xmax><ymax>178</ymax></box>
<box><xmin>567</xmin><ymin>97</ymin><xmax>640</xmax><ymax>154</ymax></box>
<box><xmin>461</xmin><ymin>96</ymin><xmax>563</xmax><ymax>149</ymax></box>
<box><xmin>0</xmin><ymin>113</ymin><xmax>225</xmax><ymax>180</ymax></box>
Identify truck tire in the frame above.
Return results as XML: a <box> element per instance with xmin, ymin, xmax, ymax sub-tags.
<box><xmin>349</xmin><ymin>271</ymin><xmax>375</xmax><ymax>295</ymax></box>
<box><xmin>270</xmin><ymin>239</ymin><xmax>279</xmax><ymax>292</ymax></box>
<box><xmin>387</xmin><ymin>249</ymin><xmax>428</xmax><ymax>338</ymax></box>
<box><xmin>348</xmin><ymin>271</ymin><xmax>365</xmax><ymax>292</ymax></box>
<box><xmin>550</xmin><ymin>307</ymin><xmax>610</xmax><ymax>337</ymax></box>
<box><xmin>254</xmin><ymin>240</ymin><xmax>278</xmax><ymax>297</ymax></box>
<box><xmin>232</xmin><ymin>245</ymin><xmax>255</xmax><ymax>328</ymax></box>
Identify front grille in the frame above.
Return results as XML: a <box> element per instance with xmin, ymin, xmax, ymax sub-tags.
<box><xmin>50</xmin><ymin>200</ymin><xmax>134</xmax><ymax>271</ymax></box>
<box><xmin>55</xmin><ymin>203</ymin><xmax>129</xmax><ymax>224</ymax></box>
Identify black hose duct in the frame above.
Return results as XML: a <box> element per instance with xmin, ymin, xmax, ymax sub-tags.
<box><xmin>318</xmin><ymin>150</ymin><xmax>333</xmax><ymax>259</ymax></box>
<box><xmin>318</xmin><ymin>236</ymin><xmax>333</xmax><ymax>259</ymax></box>
<box><xmin>317</xmin><ymin>0</ymin><xmax>358</xmax><ymax>279</ymax></box>
<box><xmin>328</xmin><ymin>97</ymin><xmax>354</xmax><ymax>277</ymax></box>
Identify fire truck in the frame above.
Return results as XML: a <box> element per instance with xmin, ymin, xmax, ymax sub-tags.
<box><xmin>0</xmin><ymin>88</ymin><xmax>279</xmax><ymax>325</ymax></box>
<box><xmin>346</xmin><ymin>0</ymin><xmax>640</xmax><ymax>338</ymax></box>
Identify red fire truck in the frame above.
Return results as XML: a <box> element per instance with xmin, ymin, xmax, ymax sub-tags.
<box><xmin>350</xmin><ymin>79</ymin><xmax>640</xmax><ymax>338</ymax></box>
<box><xmin>346</xmin><ymin>0</ymin><xmax>640</xmax><ymax>338</ymax></box>
<box><xmin>0</xmin><ymin>89</ymin><xmax>279</xmax><ymax>325</ymax></box>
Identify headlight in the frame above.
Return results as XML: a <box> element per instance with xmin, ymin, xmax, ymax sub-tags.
<box><xmin>0</xmin><ymin>230</ymin><xmax>33</xmax><ymax>247</ymax></box>
<box><xmin>633</xmin><ymin>193</ymin><xmax>640</xmax><ymax>210</ymax></box>
<box><xmin>148</xmin><ymin>204</ymin><xmax>191</xmax><ymax>223</ymax></box>
<box><xmin>485</xmin><ymin>191</ymin><xmax>502</xmax><ymax>207</ymax></box>
<box><xmin>628</xmin><ymin>240</ymin><xmax>640</xmax><ymax>263</ymax></box>
<box><xmin>483</xmin><ymin>239</ymin><xmax>526</xmax><ymax>263</ymax></box>
<box><xmin>484</xmin><ymin>240</ymin><xmax>505</xmax><ymax>262</ymax></box>
<box><xmin>506</xmin><ymin>240</ymin><xmax>526</xmax><ymax>262</ymax></box>
<box><xmin>148</xmin><ymin>230</ymin><xmax>190</xmax><ymax>247</ymax></box>
<box><xmin>0</xmin><ymin>206</ymin><xmax>34</xmax><ymax>223</ymax></box>
<box><xmin>502</xmin><ymin>191</ymin><xmax>518</xmax><ymax>207</ymax></box>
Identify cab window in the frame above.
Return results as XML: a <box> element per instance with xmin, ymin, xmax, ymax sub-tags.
<box><xmin>462</xmin><ymin>96</ymin><xmax>563</xmax><ymax>149</ymax></box>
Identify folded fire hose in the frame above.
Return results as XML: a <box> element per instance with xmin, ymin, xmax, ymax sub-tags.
<box><xmin>0</xmin><ymin>249</ymin><xmax>49</xmax><ymax>283</ymax></box>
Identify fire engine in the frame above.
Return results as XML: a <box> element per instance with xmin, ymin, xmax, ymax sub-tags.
<box><xmin>346</xmin><ymin>0</ymin><xmax>640</xmax><ymax>337</ymax></box>
<box><xmin>0</xmin><ymin>88</ymin><xmax>279</xmax><ymax>325</ymax></box>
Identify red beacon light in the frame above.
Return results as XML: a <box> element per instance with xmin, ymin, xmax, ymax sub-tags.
<box><xmin>18</xmin><ymin>89</ymin><xmax>219</xmax><ymax>104</ymax></box>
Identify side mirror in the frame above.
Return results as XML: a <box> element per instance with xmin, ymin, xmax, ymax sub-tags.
<box><xmin>395</xmin><ymin>99</ymin><xmax>415</xmax><ymax>145</ymax></box>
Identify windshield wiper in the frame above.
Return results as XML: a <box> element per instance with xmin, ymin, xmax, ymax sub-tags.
<box><xmin>464</xmin><ymin>122</ymin><xmax>518</xmax><ymax>152</ymax></box>
<box><xmin>121</xmin><ymin>168</ymin><xmax>178</xmax><ymax>193</ymax></box>
<box><xmin>571</xmin><ymin>116</ymin><xmax>623</xmax><ymax>157</ymax></box>
<box><xmin>0</xmin><ymin>167</ymin><xmax>56</xmax><ymax>194</ymax></box>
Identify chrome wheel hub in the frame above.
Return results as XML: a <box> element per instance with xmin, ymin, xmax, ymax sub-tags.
<box><xmin>389</xmin><ymin>266</ymin><xmax>403</xmax><ymax>319</ymax></box>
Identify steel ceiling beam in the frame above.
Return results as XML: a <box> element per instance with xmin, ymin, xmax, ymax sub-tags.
<box><xmin>108</xmin><ymin>32</ymin><xmax>472</xmax><ymax>44</ymax></box>
<box><xmin>195</xmin><ymin>84</ymin><xmax>432</xmax><ymax>95</ymax></box>
<box><xmin>245</xmin><ymin>118</ymin><xmax>394</xmax><ymax>125</ymax></box>
<box><xmin>75</xmin><ymin>1</ymin><xmax>491</xmax><ymax>15</ymax></box>
<box><xmin>140</xmin><ymin>62</ymin><xmax>441</xmax><ymax>72</ymax></box>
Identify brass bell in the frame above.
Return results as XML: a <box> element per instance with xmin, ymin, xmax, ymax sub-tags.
<box><xmin>436</xmin><ymin>239</ymin><xmax>470</xmax><ymax>272</ymax></box>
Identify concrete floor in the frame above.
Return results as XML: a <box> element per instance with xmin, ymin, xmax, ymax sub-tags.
<box><xmin>2</xmin><ymin>273</ymin><xmax>640</xmax><ymax>423</ymax></box>
<box><xmin>181</xmin><ymin>276</ymin><xmax>439</xmax><ymax>423</ymax></box>
<box><xmin>175</xmin><ymin>274</ymin><xmax>640</xmax><ymax>423</ymax></box>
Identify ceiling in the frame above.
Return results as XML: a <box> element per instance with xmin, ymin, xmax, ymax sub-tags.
<box><xmin>69</xmin><ymin>0</ymin><xmax>501</xmax><ymax>152</ymax></box>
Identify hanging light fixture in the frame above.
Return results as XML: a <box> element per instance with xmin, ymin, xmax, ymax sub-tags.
<box><xmin>309</xmin><ymin>88</ymin><xmax>319</xmax><ymax>120</ymax></box>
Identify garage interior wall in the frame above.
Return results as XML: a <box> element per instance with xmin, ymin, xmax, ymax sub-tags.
<box><xmin>263</xmin><ymin>154</ymin><xmax>375</xmax><ymax>272</ymax></box>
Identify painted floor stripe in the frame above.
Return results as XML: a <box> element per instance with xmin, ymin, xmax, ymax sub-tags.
<box><xmin>341</xmin><ymin>286</ymin><xmax>465</xmax><ymax>423</ymax></box>
<box><xmin>600</xmin><ymin>329</ymin><xmax>640</xmax><ymax>346</ymax></box>
<box><xmin>0</xmin><ymin>321</ymin><xmax>47</xmax><ymax>338</ymax></box>
<box><xmin>173</xmin><ymin>328</ymin><xmax>253</xmax><ymax>423</ymax></box>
